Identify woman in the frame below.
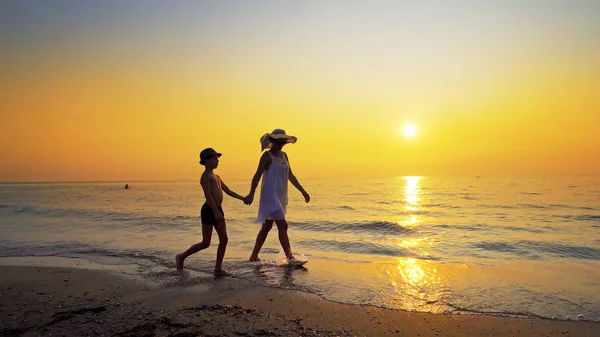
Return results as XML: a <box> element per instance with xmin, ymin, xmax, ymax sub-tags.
<box><xmin>244</xmin><ymin>129</ymin><xmax>310</xmax><ymax>264</ymax></box>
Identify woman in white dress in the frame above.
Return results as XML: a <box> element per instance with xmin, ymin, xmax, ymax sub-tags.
<box><xmin>244</xmin><ymin>129</ymin><xmax>310</xmax><ymax>263</ymax></box>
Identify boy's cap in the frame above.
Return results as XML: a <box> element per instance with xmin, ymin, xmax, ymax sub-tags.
<box><xmin>199</xmin><ymin>148</ymin><xmax>222</xmax><ymax>165</ymax></box>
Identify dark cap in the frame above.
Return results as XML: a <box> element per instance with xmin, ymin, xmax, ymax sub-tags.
<box><xmin>199</xmin><ymin>148</ymin><xmax>222</xmax><ymax>165</ymax></box>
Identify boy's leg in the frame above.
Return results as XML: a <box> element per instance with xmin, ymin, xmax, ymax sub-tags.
<box><xmin>213</xmin><ymin>220</ymin><xmax>229</xmax><ymax>275</ymax></box>
<box><xmin>249</xmin><ymin>220</ymin><xmax>274</xmax><ymax>261</ymax></box>
<box><xmin>176</xmin><ymin>224</ymin><xmax>213</xmax><ymax>272</ymax></box>
<box><xmin>274</xmin><ymin>219</ymin><xmax>293</xmax><ymax>259</ymax></box>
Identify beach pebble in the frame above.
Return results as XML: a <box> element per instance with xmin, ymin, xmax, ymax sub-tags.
<box><xmin>577</xmin><ymin>314</ymin><xmax>585</xmax><ymax>320</ymax></box>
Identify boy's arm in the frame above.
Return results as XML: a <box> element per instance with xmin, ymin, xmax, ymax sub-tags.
<box><xmin>200</xmin><ymin>174</ymin><xmax>223</xmax><ymax>220</ymax></box>
<box><xmin>285</xmin><ymin>153</ymin><xmax>310</xmax><ymax>203</ymax></box>
<box><xmin>246</xmin><ymin>152</ymin><xmax>270</xmax><ymax>204</ymax></box>
<box><xmin>220</xmin><ymin>179</ymin><xmax>244</xmax><ymax>201</ymax></box>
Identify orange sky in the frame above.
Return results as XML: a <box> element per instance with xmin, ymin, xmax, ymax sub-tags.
<box><xmin>1</xmin><ymin>1</ymin><xmax>599</xmax><ymax>181</ymax></box>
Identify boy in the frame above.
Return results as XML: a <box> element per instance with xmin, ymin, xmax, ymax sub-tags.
<box><xmin>176</xmin><ymin>148</ymin><xmax>245</xmax><ymax>275</ymax></box>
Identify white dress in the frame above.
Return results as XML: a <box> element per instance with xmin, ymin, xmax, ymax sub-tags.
<box><xmin>257</xmin><ymin>152</ymin><xmax>289</xmax><ymax>223</ymax></box>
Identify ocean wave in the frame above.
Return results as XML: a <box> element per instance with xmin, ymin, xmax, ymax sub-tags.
<box><xmin>421</xmin><ymin>203</ymin><xmax>444</xmax><ymax>207</ymax></box>
<box><xmin>473</xmin><ymin>240</ymin><xmax>600</xmax><ymax>260</ymax></box>
<box><xmin>0</xmin><ymin>204</ymin><xmax>198</xmax><ymax>230</ymax></box>
<box><xmin>0</xmin><ymin>241</ymin><xmax>173</xmax><ymax>267</ymax></box>
<box><xmin>434</xmin><ymin>223</ymin><xmax>490</xmax><ymax>231</ymax></box>
<box><xmin>71</xmin><ymin>247</ymin><xmax>170</xmax><ymax>264</ymax></box>
<box><xmin>475</xmin><ymin>204</ymin><xmax>516</xmax><ymax>209</ymax></box>
<box><xmin>548</xmin><ymin>204</ymin><xmax>597</xmax><ymax>211</ymax></box>
<box><xmin>434</xmin><ymin>223</ymin><xmax>545</xmax><ymax>234</ymax></box>
<box><xmin>292</xmin><ymin>220</ymin><xmax>412</xmax><ymax>235</ymax></box>
<box><xmin>446</xmin><ymin>302</ymin><xmax>558</xmax><ymax>320</ymax></box>
<box><xmin>521</xmin><ymin>240</ymin><xmax>600</xmax><ymax>260</ymax></box>
<box><xmin>334</xmin><ymin>205</ymin><xmax>356</xmax><ymax>210</ymax></box>
<box><xmin>422</xmin><ymin>203</ymin><xmax>462</xmax><ymax>209</ymax></box>
<box><xmin>518</xmin><ymin>203</ymin><xmax>547</xmax><ymax>209</ymax></box>
<box><xmin>474</xmin><ymin>242</ymin><xmax>519</xmax><ymax>254</ymax></box>
<box><xmin>0</xmin><ymin>241</ymin><xmax>93</xmax><ymax>258</ymax></box>
<box><xmin>297</xmin><ymin>239</ymin><xmax>438</xmax><ymax>259</ymax></box>
<box><xmin>555</xmin><ymin>214</ymin><xmax>600</xmax><ymax>222</ymax></box>
<box><xmin>501</xmin><ymin>225</ymin><xmax>546</xmax><ymax>234</ymax></box>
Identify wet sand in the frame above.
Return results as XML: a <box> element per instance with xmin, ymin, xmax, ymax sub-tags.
<box><xmin>0</xmin><ymin>265</ymin><xmax>598</xmax><ymax>336</ymax></box>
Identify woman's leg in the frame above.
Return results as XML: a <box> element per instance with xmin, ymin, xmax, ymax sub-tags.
<box><xmin>274</xmin><ymin>219</ymin><xmax>293</xmax><ymax>259</ymax></box>
<box><xmin>249</xmin><ymin>220</ymin><xmax>274</xmax><ymax>261</ymax></box>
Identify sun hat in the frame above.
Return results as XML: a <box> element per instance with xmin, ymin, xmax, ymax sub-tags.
<box><xmin>260</xmin><ymin>129</ymin><xmax>297</xmax><ymax>151</ymax></box>
<box><xmin>199</xmin><ymin>148</ymin><xmax>222</xmax><ymax>165</ymax></box>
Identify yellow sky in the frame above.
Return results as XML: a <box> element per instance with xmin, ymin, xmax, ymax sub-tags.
<box><xmin>1</xmin><ymin>2</ymin><xmax>599</xmax><ymax>181</ymax></box>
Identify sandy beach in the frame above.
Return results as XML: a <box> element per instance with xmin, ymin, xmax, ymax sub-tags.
<box><xmin>3</xmin><ymin>0</ymin><xmax>600</xmax><ymax>335</ymax></box>
<box><xmin>1</xmin><ymin>265</ymin><xmax>598</xmax><ymax>337</ymax></box>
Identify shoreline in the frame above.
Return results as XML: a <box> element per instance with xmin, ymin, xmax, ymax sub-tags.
<box><xmin>2</xmin><ymin>255</ymin><xmax>597</xmax><ymax>323</ymax></box>
<box><xmin>1</xmin><ymin>260</ymin><xmax>599</xmax><ymax>336</ymax></box>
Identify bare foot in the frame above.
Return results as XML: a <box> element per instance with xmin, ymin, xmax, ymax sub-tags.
<box><xmin>249</xmin><ymin>255</ymin><xmax>261</xmax><ymax>262</ymax></box>
<box><xmin>214</xmin><ymin>269</ymin><xmax>231</xmax><ymax>276</ymax></box>
<box><xmin>287</xmin><ymin>256</ymin><xmax>306</xmax><ymax>266</ymax></box>
<box><xmin>175</xmin><ymin>254</ymin><xmax>184</xmax><ymax>273</ymax></box>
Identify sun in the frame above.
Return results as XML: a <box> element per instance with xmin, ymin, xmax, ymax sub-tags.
<box><xmin>402</xmin><ymin>124</ymin><xmax>417</xmax><ymax>138</ymax></box>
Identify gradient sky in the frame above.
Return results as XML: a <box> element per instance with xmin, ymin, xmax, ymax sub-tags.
<box><xmin>1</xmin><ymin>0</ymin><xmax>599</xmax><ymax>181</ymax></box>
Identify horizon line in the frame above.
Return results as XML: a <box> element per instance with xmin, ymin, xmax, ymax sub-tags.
<box><xmin>1</xmin><ymin>173</ymin><xmax>599</xmax><ymax>184</ymax></box>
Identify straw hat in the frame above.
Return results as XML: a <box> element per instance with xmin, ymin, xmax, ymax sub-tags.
<box><xmin>260</xmin><ymin>129</ymin><xmax>297</xmax><ymax>151</ymax></box>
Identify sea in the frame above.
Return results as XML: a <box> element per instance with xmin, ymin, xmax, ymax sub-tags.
<box><xmin>1</xmin><ymin>176</ymin><xmax>599</xmax><ymax>321</ymax></box>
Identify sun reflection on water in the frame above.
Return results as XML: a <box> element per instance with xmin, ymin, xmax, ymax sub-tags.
<box><xmin>397</xmin><ymin>258</ymin><xmax>435</xmax><ymax>286</ymax></box>
<box><xmin>384</xmin><ymin>257</ymin><xmax>449</xmax><ymax>313</ymax></box>
<box><xmin>383</xmin><ymin>177</ymin><xmax>449</xmax><ymax>312</ymax></box>
<box><xmin>397</xmin><ymin>237</ymin><xmax>431</xmax><ymax>249</ymax></box>
<box><xmin>403</xmin><ymin>176</ymin><xmax>421</xmax><ymax>211</ymax></box>
<box><xmin>397</xmin><ymin>176</ymin><xmax>422</xmax><ymax>228</ymax></box>
<box><xmin>400</xmin><ymin>215</ymin><xmax>419</xmax><ymax>228</ymax></box>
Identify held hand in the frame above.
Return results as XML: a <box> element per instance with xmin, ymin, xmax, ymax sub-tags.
<box><xmin>302</xmin><ymin>191</ymin><xmax>310</xmax><ymax>203</ymax></box>
<box><xmin>244</xmin><ymin>194</ymin><xmax>254</xmax><ymax>205</ymax></box>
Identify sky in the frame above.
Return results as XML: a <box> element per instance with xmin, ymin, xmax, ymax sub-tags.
<box><xmin>1</xmin><ymin>0</ymin><xmax>599</xmax><ymax>181</ymax></box>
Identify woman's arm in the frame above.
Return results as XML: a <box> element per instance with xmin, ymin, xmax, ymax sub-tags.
<box><xmin>245</xmin><ymin>152</ymin><xmax>271</xmax><ymax>205</ymax></box>
<box><xmin>285</xmin><ymin>153</ymin><xmax>310</xmax><ymax>203</ymax></box>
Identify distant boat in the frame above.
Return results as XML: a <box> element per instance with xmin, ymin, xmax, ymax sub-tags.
<box><xmin>125</xmin><ymin>184</ymin><xmax>129</xmax><ymax>189</ymax></box>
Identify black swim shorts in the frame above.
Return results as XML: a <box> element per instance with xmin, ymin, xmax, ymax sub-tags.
<box><xmin>200</xmin><ymin>203</ymin><xmax>224</xmax><ymax>226</ymax></box>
